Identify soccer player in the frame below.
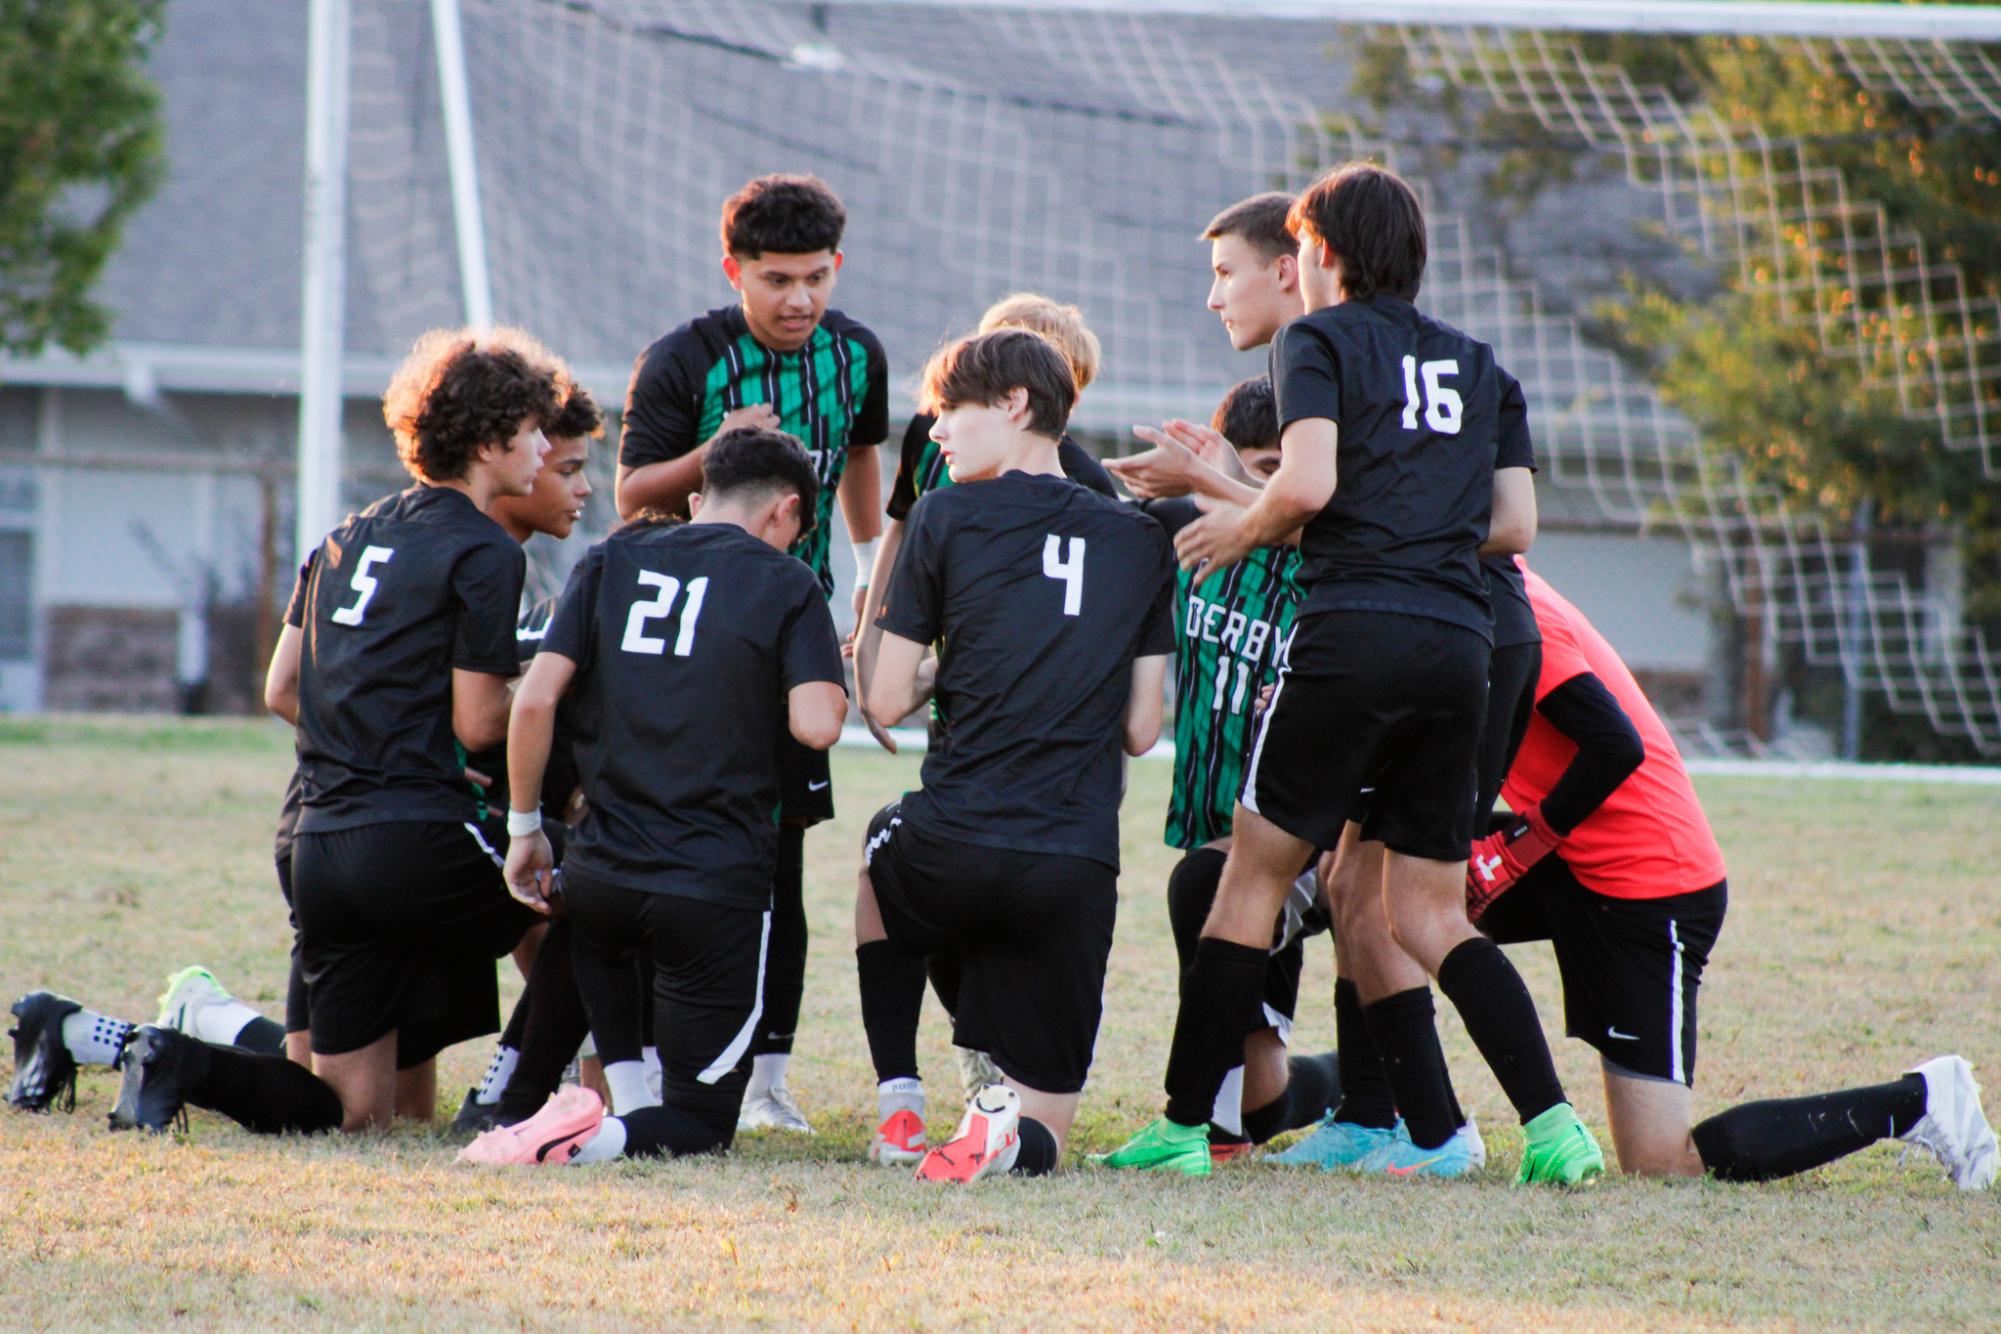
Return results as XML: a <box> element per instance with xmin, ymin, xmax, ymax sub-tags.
<box><xmin>1457</xmin><ymin>563</ymin><xmax>1997</xmax><ymax>1188</ymax></box>
<box><xmin>461</xmin><ymin>428</ymin><xmax>847</xmax><ymax>1165</ymax></box>
<box><xmin>1136</xmin><ymin>376</ymin><xmax>1340</xmax><ymax>1164</ymax></box>
<box><xmin>65</xmin><ymin>328</ymin><xmax>558</xmax><ymax>1136</ymax></box>
<box><xmin>1102</xmin><ymin>163</ymin><xmax>1603</xmax><ymax>1184</ymax></box>
<box><xmin>854</xmin><ymin>330</ymin><xmax>1175</xmax><ymax>1182</ymax></box>
<box><xmin>616</xmin><ymin>173</ymin><xmax>889</xmax><ymax>1132</ymax></box>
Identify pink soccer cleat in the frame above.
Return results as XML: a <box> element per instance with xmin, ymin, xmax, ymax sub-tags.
<box><xmin>458</xmin><ymin>1085</ymin><xmax>605</xmax><ymax>1166</ymax></box>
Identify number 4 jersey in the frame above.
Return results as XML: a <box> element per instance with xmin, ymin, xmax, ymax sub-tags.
<box><xmin>1145</xmin><ymin>498</ymin><xmax>1302</xmax><ymax>849</ymax></box>
<box><xmin>878</xmin><ymin>472</ymin><xmax>1176</xmax><ymax>871</ymax></box>
<box><xmin>295</xmin><ymin>485</ymin><xmax>526</xmax><ymax>834</ymax></box>
<box><xmin>540</xmin><ymin>521</ymin><xmax>845</xmax><ymax>909</ymax></box>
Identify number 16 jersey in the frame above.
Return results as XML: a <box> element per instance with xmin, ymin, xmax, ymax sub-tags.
<box><xmin>877</xmin><ymin>472</ymin><xmax>1176</xmax><ymax>872</ymax></box>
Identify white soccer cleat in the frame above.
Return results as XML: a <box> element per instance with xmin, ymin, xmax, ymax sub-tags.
<box><xmin>913</xmin><ymin>1084</ymin><xmax>1020</xmax><ymax>1184</ymax></box>
<box><xmin>1901</xmin><ymin>1055</ymin><xmax>1998</xmax><ymax>1191</ymax></box>
<box><xmin>870</xmin><ymin>1077</ymin><xmax>928</xmax><ymax>1166</ymax></box>
<box><xmin>737</xmin><ymin>1085</ymin><xmax>815</xmax><ymax>1134</ymax></box>
<box><xmin>1453</xmin><ymin>1114</ymin><xmax>1487</xmax><ymax>1170</ymax></box>
<box><xmin>153</xmin><ymin>966</ymin><xmax>233</xmax><ymax>1036</ymax></box>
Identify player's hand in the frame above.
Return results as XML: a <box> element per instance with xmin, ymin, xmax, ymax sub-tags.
<box><xmin>462</xmin><ymin>765</ymin><xmax>494</xmax><ymax>791</ymax></box>
<box><xmin>860</xmin><ymin>704</ymin><xmax>899</xmax><ymax>754</ymax></box>
<box><xmin>1172</xmin><ymin>495</ymin><xmax>1255</xmax><ymax>573</ymax></box>
<box><xmin>1465</xmin><ymin>804</ymin><xmax>1559</xmax><ymax>922</ymax></box>
<box><xmin>708</xmin><ymin>403</ymin><xmax>780</xmax><ymax>444</ymax></box>
<box><xmin>1107</xmin><ymin>426</ymin><xmax>1204</xmax><ymax>499</ymax></box>
<box><xmin>504</xmin><ymin>829</ymin><xmax>557</xmax><ymax>915</ymax></box>
<box><xmin>1159</xmin><ymin>419</ymin><xmax>1253</xmax><ymax>484</ymax></box>
<box><xmin>1253</xmin><ymin>682</ymin><xmax>1276</xmax><ymax>718</ymax></box>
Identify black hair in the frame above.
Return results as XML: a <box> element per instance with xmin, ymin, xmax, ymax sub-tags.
<box><xmin>1287</xmin><ymin>162</ymin><xmax>1426</xmax><ymax>303</ymax></box>
<box><xmin>1202</xmin><ymin>192</ymin><xmax>1296</xmax><ymax>265</ymax></box>
<box><xmin>720</xmin><ymin>174</ymin><xmax>846</xmax><ymax>258</ymax></box>
<box><xmin>1211</xmin><ymin>376</ymin><xmax>1279</xmax><ymax>453</ymax></box>
<box><xmin>701</xmin><ymin>427</ymin><xmax>821</xmax><ymax>534</ymax></box>
<box><xmin>920</xmin><ymin>329</ymin><xmax>1076</xmax><ymax>439</ymax></box>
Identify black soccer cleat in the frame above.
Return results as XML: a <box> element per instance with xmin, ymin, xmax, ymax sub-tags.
<box><xmin>7</xmin><ymin>992</ymin><xmax>84</xmax><ymax>1113</ymax></box>
<box><xmin>108</xmin><ymin>1025</ymin><xmax>207</xmax><ymax>1133</ymax></box>
<box><xmin>451</xmin><ymin>1087</ymin><xmax>502</xmax><ymax>1136</ymax></box>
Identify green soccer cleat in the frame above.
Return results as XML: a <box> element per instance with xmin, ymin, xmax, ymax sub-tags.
<box><xmin>1514</xmin><ymin>1103</ymin><xmax>1606</xmax><ymax>1186</ymax></box>
<box><xmin>1095</xmin><ymin>1117</ymin><xmax>1212</xmax><ymax>1176</ymax></box>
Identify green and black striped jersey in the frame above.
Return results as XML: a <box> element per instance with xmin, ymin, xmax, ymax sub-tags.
<box><xmin>1147</xmin><ymin>498</ymin><xmax>1302</xmax><ymax>849</ymax></box>
<box><xmin>621</xmin><ymin>304</ymin><xmax>890</xmax><ymax>599</ymax></box>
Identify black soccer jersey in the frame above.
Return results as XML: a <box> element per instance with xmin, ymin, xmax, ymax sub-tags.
<box><xmin>294</xmin><ymin>486</ymin><xmax>525</xmax><ymax>834</ymax></box>
<box><xmin>1146</xmin><ymin>498</ymin><xmax>1302</xmax><ymax>849</ymax></box>
<box><xmin>887</xmin><ymin>412</ymin><xmax>1118</xmax><ymax>522</ymax></box>
<box><xmin>1484</xmin><ymin>553</ymin><xmax>1540</xmax><ymax>650</ymax></box>
<box><xmin>541</xmin><ymin>522</ymin><xmax>845</xmax><ymax>909</ymax></box>
<box><xmin>620</xmin><ymin>305</ymin><xmax>890</xmax><ymax>598</ymax></box>
<box><xmin>1270</xmin><ymin>295</ymin><xmax>1535</xmax><ymax>638</ymax></box>
<box><xmin>460</xmin><ymin>594</ymin><xmax>579</xmax><ymax>819</ymax></box>
<box><xmin>876</xmin><ymin>472</ymin><xmax>1176</xmax><ymax>870</ymax></box>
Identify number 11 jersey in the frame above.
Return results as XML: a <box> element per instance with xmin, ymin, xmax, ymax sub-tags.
<box><xmin>878</xmin><ymin>472</ymin><xmax>1176</xmax><ymax>871</ymax></box>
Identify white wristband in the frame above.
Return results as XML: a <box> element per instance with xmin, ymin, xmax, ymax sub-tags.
<box><xmin>506</xmin><ymin>808</ymin><xmax>542</xmax><ymax>837</ymax></box>
<box><xmin>852</xmin><ymin>538</ymin><xmax>880</xmax><ymax>588</ymax></box>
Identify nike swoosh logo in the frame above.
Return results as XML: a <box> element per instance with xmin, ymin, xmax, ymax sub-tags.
<box><xmin>535</xmin><ymin>1131</ymin><xmax>588</xmax><ymax>1163</ymax></box>
<box><xmin>808</xmin><ymin>780</ymin><xmax>830</xmax><ymax>791</ymax></box>
<box><xmin>1607</xmin><ymin>1027</ymin><xmax>1640</xmax><ymax>1041</ymax></box>
<box><xmin>1385</xmin><ymin>1156</ymin><xmax>1443</xmax><ymax>1176</ymax></box>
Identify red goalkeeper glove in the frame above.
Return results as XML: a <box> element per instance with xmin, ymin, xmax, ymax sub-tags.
<box><xmin>1465</xmin><ymin>804</ymin><xmax>1559</xmax><ymax>923</ymax></box>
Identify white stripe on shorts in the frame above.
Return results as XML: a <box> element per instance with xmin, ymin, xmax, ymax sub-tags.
<box><xmin>1239</xmin><ymin>669</ymin><xmax>1288</xmax><ymax>816</ymax></box>
<box><xmin>699</xmin><ymin>908</ymin><xmax>772</xmax><ymax>1085</ymax></box>
<box><xmin>463</xmin><ymin>821</ymin><xmax>505</xmax><ymax>870</ymax></box>
<box><xmin>1667</xmin><ymin>918</ymin><xmax>1685</xmax><ymax>1084</ymax></box>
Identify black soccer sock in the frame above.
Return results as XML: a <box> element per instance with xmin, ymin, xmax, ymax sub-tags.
<box><xmin>497</xmin><ymin>918</ymin><xmax>592</xmax><ymax>1123</ymax></box>
<box><xmin>190</xmin><ymin>1040</ymin><xmax>343</xmax><ymax>1135</ymax></box>
<box><xmin>498</xmin><ymin>983</ymin><xmax>531</xmax><ymax>1053</ymax></box>
<box><xmin>1011</xmin><ymin>1115</ymin><xmax>1061</xmax><ymax>1177</ymax></box>
<box><xmin>925</xmin><ymin>950</ymin><xmax>964</xmax><ymax>1020</ymax></box>
<box><xmin>1332</xmin><ymin>977</ymin><xmax>1396</xmax><ymax>1128</ymax></box>
<box><xmin>1690</xmin><ymin>1075</ymin><xmax>1928</xmax><ymax>1182</ymax></box>
<box><xmin>1242</xmin><ymin>1050</ymin><xmax>1343</xmax><ymax>1144</ymax></box>
<box><xmin>751</xmin><ymin>825</ymin><xmax>808</xmax><ymax>1058</ymax></box>
<box><xmin>613</xmin><ymin>1101</ymin><xmax>736</xmax><ymax>1158</ymax></box>
<box><xmin>228</xmin><ymin>1015</ymin><xmax>287</xmax><ymax>1057</ymax></box>
<box><xmin>857</xmin><ymin>939</ymin><xmax>929</xmax><ymax>1083</ymax></box>
<box><xmin>1165</xmin><ymin>847</ymin><xmax>1229</xmax><ymax>971</ymax></box>
<box><xmin>1436</xmin><ymin>936</ymin><xmax>1567</xmax><ymax>1126</ymax></box>
<box><xmin>1363</xmin><ymin>987</ymin><xmax>1459</xmax><ymax>1149</ymax></box>
<box><xmin>1163</xmin><ymin>937</ymin><xmax>1271</xmax><ymax>1128</ymax></box>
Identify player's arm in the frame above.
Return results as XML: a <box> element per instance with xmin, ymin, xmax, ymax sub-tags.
<box><xmin>852</xmin><ymin>517</ymin><xmax>906</xmax><ymax>752</ymax></box>
<box><xmin>839</xmin><ymin>445</ymin><xmax>885</xmax><ymax>623</ymax></box>
<box><xmin>615</xmin><ymin>404</ymin><xmax>780</xmax><ymax>519</ymax></box>
<box><xmin>788</xmin><ymin>681</ymin><xmax>848</xmax><ymax>750</ymax></box>
<box><xmin>1108</xmin><ymin>423</ymin><xmax>1261</xmax><ymax>506</ymax></box>
<box><xmin>1124</xmin><ymin>653</ymin><xmax>1169</xmax><ymax>756</ymax></box>
<box><xmin>867</xmin><ymin>630</ymin><xmax>933</xmax><ymax>725</ymax></box>
<box><xmin>1480</xmin><ymin>466</ymin><xmax>1537</xmax><ymax>556</ymax></box>
<box><xmin>1170</xmin><ymin>417</ymin><xmax>1334</xmax><ymax>573</ymax></box>
<box><xmin>451</xmin><ymin>670</ymin><xmax>514</xmax><ymax>753</ymax></box>
<box><xmin>263</xmin><ymin>625</ymin><xmax>303</xmax><ymax>725</ymax></box>
<box><xmin>1468</xmin><ymin>671</ymin><xmax>1644</xmax><ymax>919</ymax></box>
<box><xmin>501</xmin><ymin>649</ymin><xmax>577</xmax><ymax>913</ymax></box>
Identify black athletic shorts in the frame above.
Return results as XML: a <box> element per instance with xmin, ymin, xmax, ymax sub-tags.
<box><xmin>1167</xmin><ymin>849</ymin><xmax>1316</xmax><ymax>1041</ymax></box>
<box><xmin>1479</xmin><ymin>857</ymin><xmax>1727</xmax><ymax>1086</ymax></box>
<box><xmin>1244</xmin><ymin>611</ymin><xmax>1489</xmax><ymax>862</ymax></box>
<box><xmin>563</xmin><ymin>867</ymin><xmax>769</xmax><ymax>1134</ymax></box>
<box><xmin>777</xmin><ymin>734</ymin><xmax>834</xmax><ymax>827</ymax></box>
<box><xmin>864</xmin><ymin>802</ymin><xmax>1116</xmax><ymax>1094</ymax></box>
<box><xmin>275</xmin><ymin>853</ymin><xmax>311</xmax><ymax>1035</ymax></box>
<box><xmin>1477</xmin><ymin>641</ymin><xmax>1541</xmax><ymax>825</ymax></box>
<box><xmin>292</xmin><ymin>820</ymin><xmax>539</xmax><ymax>1061</ymax></box>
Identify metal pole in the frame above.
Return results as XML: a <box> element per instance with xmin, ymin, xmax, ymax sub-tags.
<box><xmin>432</xmin><ymin>0</ymin><xmax>494</xmax><ymax>328</ymax></box>
<box><xmin>294</xmin><ymin>0</ymin><xmax>351</xmax><ymax>567</ymax></box>
<box><xmin>1840</xmin><ymin>498</ymin><xmax>1874</xmax><ymax>761</ymax></box>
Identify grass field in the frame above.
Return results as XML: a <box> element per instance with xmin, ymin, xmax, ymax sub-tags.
<box><xmin>2</xmin><ymin>716</ymin><xmax>1997</xmax><ymax>1329</ymax></box>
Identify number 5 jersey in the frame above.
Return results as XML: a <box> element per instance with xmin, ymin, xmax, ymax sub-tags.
<box><xmin>296</xmin><ymin>484</ymin><xmax>525</xmax><ymax>834</ymax></box>
<box><xmin>877</xmin><ymin>472</ymin><xmax>1176</xmax><ymax>872</ymax></box>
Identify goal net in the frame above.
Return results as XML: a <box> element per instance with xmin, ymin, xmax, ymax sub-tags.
<box><xmin>338</xmin><ymin>0</ymin><xmax>2001</xmax><ymax>757</ymax></box>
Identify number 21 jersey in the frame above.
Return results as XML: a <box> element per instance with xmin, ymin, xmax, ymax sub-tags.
<box><xmin>878</xmin><ymin>473</ymin><xmax>1176</xmax><ymax>871</ymax></box>
<box><xmin>296</xmin><ymin>484</ymin><xmax>525</xmax><ymax>833</ymax></box>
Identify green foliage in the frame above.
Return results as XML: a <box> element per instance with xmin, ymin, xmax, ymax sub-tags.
<box><xmin>0</xmin><ymin>0</ymin><xmax>166</xmax><ymax>359</ymax></box>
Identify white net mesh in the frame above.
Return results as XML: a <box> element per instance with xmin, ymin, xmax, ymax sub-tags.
<box><xmin>337</xmin><ymin>0</ymin><xmax>2001</xmax><ymax>755</ymax></box>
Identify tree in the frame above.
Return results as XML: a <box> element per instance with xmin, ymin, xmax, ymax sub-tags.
<box><xmin>0</xmin><ymin>0</ymin><xmax>165</xmax><ymax>359</ymax></box>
